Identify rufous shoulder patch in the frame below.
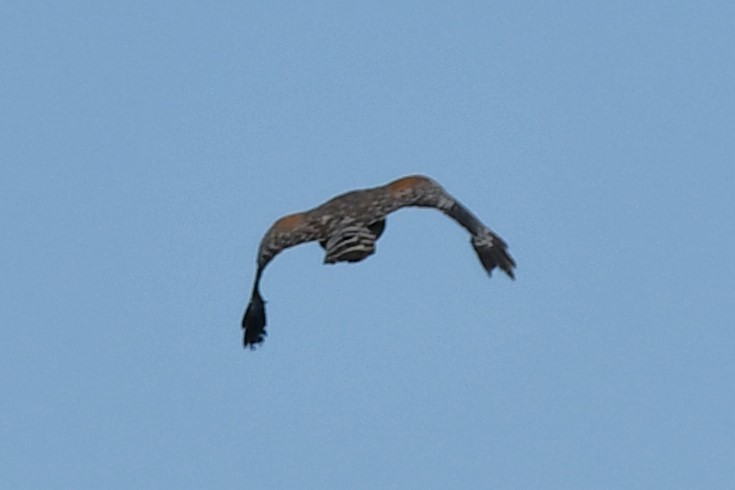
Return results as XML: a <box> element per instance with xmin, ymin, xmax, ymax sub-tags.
<box><xmin>387</xmin><ymin>175</ymin><xmax>430</xmax><ymax>194</ymax></box>
<box><xmin>272</xmin><ymin>213</ymin><xmax>304</xmax><ymax>232</ymax></box>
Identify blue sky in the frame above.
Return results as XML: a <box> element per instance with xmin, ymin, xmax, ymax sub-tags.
<box><xmin>2</xmin><ymin>1</ymin><xmax>734</xmax><ymax>488</ymax></box>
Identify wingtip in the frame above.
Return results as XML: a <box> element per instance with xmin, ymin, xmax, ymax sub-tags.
<box><xmin>490</xmin><ymin>260</ymin><xmax>516</xmax><ymax>280</ymax></box>
<box><xmin>501</xmin><ymin>253</ymin><xmax>516</xmax><ymax>280</ymax></box>
<box><xmin>242</xmin><ymin>290</ymin><xmax>267</xmax><ymax>349</ymax></box>
<box><xmin>471</xmin><ymin>232</ymin><xmax>516</xmax><ymax>280</ymax></box>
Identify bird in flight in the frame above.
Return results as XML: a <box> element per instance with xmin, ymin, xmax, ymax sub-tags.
<box><xmin>241</xmin><ymin>175</ymin><xmax>515</xmax><ymax>348</ymax></box>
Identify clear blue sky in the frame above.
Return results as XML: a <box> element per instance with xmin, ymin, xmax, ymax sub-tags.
<box><xmin>2</xmin><ymin>1</ymin><xmax>733</xmax><ymax>488</ymax></box>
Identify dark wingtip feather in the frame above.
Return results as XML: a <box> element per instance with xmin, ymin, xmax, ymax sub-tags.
<box><xmin>471</xmin><ymin>232</ymin><xmax>516</xmax><ymax>279</ymax></box>
<box><xmin>242</xmin><ymin>289</ymin><xmax>267</xmax><ymax>349</ymax></box>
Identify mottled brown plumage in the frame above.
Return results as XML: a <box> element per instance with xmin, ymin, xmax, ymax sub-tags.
<box><xmin>242</xmin><ymin>175</ymin><xmax>515</xmax><ymax>348</ymax></box>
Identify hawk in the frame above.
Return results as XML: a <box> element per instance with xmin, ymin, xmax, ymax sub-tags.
<box><xmin>241</xmin><ymin>175</ymin><xmax>515</xmax><ymax>348</ymax></box>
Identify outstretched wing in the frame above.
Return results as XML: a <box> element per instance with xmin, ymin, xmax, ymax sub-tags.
<box><xmin>242</xmin><ymin>212</ymin><xmax>322</xmax><ymax>348</ymax></box>
<box><xmin>382</xmin><ymin>175</ymin><xmax>516</xmax><ymax>279</ymax></box>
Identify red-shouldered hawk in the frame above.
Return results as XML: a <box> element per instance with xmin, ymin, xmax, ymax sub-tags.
<box><xmin>242</xmin><ymin>175</ymin><xmax>515</xmax><ymax>348</ymax></box>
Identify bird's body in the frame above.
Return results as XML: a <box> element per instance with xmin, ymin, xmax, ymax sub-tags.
<box><xmin>242</xmin><ymin>175</ymin><xmax>515</xmax><ymax>348</ymax></box>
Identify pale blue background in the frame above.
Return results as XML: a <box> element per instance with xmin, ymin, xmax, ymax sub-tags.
<box><xmin>2</xmin><ymin>1</ymin><xmax>734</xmax><ymax>488</ymax></box>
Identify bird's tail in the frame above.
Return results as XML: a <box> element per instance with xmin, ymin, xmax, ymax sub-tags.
<box><xmin>471</xmin><ymin>231</ymin><xmax>516</xmax><ymax>279</ymax></box>
<box><xmin>322</xmin><ymin>224</ymin><xmax>378</xmax><ymax>264</ymax></box>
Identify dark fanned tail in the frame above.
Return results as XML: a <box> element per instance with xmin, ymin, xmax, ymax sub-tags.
<box><xmin>242</xmin><ymin>269</ymin><xmax>267</xmax><ymax>348</ymax></box>
<box><xmin>322</xmin><ymin>223</ymin><xmax>379</xmax><ymax>264</ymax></box>
<box><xmin>471</xmin><ymin>231</ymin><xmax>516</xmax><ymax>279</ymax></box>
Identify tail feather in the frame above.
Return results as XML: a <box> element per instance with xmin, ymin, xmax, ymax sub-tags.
<box><xmin>323</xmin><ymin>224</ymin><xmax>378</xmax><ymax>264</ymax></box>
